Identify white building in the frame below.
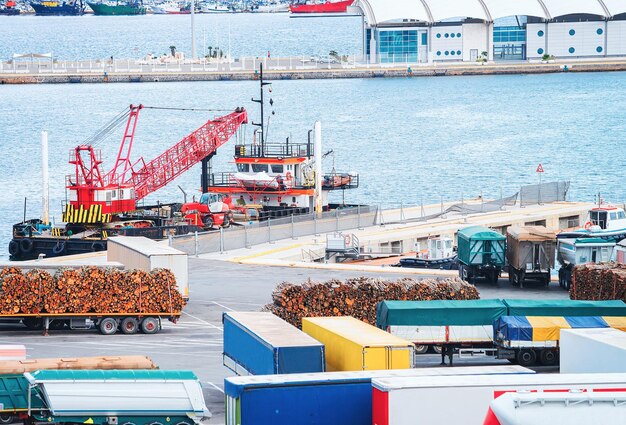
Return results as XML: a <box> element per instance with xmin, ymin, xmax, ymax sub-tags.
<box><xmin>352</xmin><ymin>0</ymin><xmax>626</xmax><ymax>63</ymax></box>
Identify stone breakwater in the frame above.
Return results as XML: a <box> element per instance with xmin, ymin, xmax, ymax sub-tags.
<box><xmin>2</xmin><ymin>60</ymin><xmax>626</xmax><ymax>84</ymax></box>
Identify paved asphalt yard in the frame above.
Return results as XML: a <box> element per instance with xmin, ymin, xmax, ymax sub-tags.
<box><xmin>0</xmin><ymin>259</ymin><xmax>568</xmax><ymax>424</ymax></box>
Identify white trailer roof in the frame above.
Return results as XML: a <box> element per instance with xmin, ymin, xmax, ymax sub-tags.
<box><xmin>32</xmin><ymin>378</ymin><xmax>209</xmax><ymax>419</ymax></box>
<box><xmin>561</xmin><ymin>328</ymin><xmax>626</xmax><ymax>350</ymax></box>
<box><xmin>108</xmin><ymin>236</ymin><xmax>186</xmax><ymax>257</ymax></box>
<box><xmin>372</xmin><ymin>372</ymin><xmax>626</xmax><ymax>390</ymax></box>
<box><xmin>225</xmin><ymin>312</ymin><xmax>323</xmax><ymax>348</ymax></box>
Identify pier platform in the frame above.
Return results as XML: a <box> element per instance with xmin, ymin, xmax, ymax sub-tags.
<box><xmin>2</xmin><ymin>56</ymin><xmax>626</xmax><ymax>84</ymax></box>
<box><xmin>195</xmin><ymin>199</ymin><xmax>592</xmax><ymax>274</ymax></box>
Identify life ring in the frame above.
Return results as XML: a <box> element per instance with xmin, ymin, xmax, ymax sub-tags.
<box><xmin>8</xmin><ymin>240</ymin><xmax>20</xmax><ymax>256</ymax></box>
<box><xmin>344</xmin><ymin>234</ymin><xmax>351</xmax><ymax>246</ymax></box>
<box><xmin>584</xmin><ymin>221</ymin><xmax>593</xmax><ymax>230</ymax></box>
<box><xmin>285</xmin><ymin>171</ymin><xmax>293</xmax><ymax>181</ymax></box>
<box><xmin>19</xmin><ymin>238</ymin><xmax>33</xmax><ymax>254</ymax></box>
<box><xmin>52</xmin><ymin>241</ymin><xmax>66</xmax><ymax>256</ymax></box>
<box><xmin>91</xmin><ymin>241</ymin><xmax>106</xmax><ymax>252</ymax></box>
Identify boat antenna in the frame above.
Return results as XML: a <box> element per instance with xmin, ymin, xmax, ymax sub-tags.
<box><xmin>251</xmin><ymin>63</ymin><xmax>271</xmax><ymax>157</ymax></box>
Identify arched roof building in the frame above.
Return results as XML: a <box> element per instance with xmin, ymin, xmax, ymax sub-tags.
<box><xmin>352</xmin><ymin>0</ymin><xmax>626</xmax><ymax>63</ymax></box>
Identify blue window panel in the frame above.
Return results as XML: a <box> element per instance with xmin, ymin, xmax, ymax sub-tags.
<box><xmin>421</xmin><ymin>33</ymin><xmax>428</xmax><ymax>45</ymax></box>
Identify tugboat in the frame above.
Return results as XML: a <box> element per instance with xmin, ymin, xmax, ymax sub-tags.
<box><xmin>394</xmin><ymin>236</ymin><xmax>458</xmax><ymax>270</ymax></box>
<box><xmin>183</xmin><ymin>64</ymin><xmax>359</xmax><ymax>226</ymax></box>
<box><xmin>0</xmin><ymin>1</ymin><xmax>20</xmax><ymax>14</ymax></box>
<box><xmin>8</xmin><ymin>106</ymin><xmax>248</xmax><ymax>261</ymax></box>
<box><xmin>30</xmin><ymin>0</ymin><xmax>85</xmax><ymax>15</ymax></box>
<box><xmin>87</xmin><ymin>0</ymin><xmax>146</xmax><ymax>15</ymax></box>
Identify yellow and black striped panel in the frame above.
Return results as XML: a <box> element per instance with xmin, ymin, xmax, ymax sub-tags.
<box><xmin>51</xmin><ymin>227</ymin><xmax>62</xmax><ymax>237</ymax></box>
<box><xmin>64</xmin><ymin>204</ymin><xmax>112</xmax><ymax>224</ymax></box>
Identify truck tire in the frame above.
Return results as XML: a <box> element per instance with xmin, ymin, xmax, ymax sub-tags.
<box><xmin>203</xmin><ymin>215</ymin><xmax>214</xmax><ymax>229</ymax></box>
<box><xmin>22</xmin><ymin>317</ymin><xmax>44</xmax><ymax>330</ymax></box>
<box><xmin>99</xmin><ymin>318</ymin><xmax>118</xmax><ymax>335</ymax></box>
<box><xmin>141</xmin><ymin>317</ymin><xmax>160</xmax><ymax>334</ymax></box>
<box><xmin>19</xmin><ymin>238</ymin><xmax>34</xmax><ymax>254</ymax></box>
<box><xmin>0</xmin><ymin>414</ymin><xmax>14</xmax><ymax>424</ymax></box>
<box><xmin>121</xmin><ymin>317</ymin><xmax>139</xmax><ymax>334</ymax></box>
<box><xmin>539</xmin><ymin>348</ymin><xmax>559</xmax><ymax>366</ymax></box>
<box><xmin>8</xmin><ymin>240</ymin><xmax>20</xmax><ymax>257</ymax></box>
<box><xmin>433</xmin><ymin>346</ymin><xmax>443</xmax><ymax>354</ymax></box>
<box><xmin>415</xmin><ymin>345</ymin><xmax>428</xmax><ymax>355</ymax></box>
<box><xmin>516</xmin><ymin>349</ymin><xmax>537</xmax><ymax>367</ymax></box>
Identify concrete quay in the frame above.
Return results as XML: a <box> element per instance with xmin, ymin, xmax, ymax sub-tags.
<box><xmin>196</xmin><ymin>199</ymin><xmax>592</xmax><ymax>273</ymax></box>
<box><xmin>2</xmin><ymin>56</ymin><xmax>626</xmax><ymax>84</ymax></box>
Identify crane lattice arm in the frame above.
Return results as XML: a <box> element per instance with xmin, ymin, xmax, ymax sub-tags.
<box><xmin>126</xmin><ymin>108</ymin><xmax>248</xmax><ymax>200</ymax></box>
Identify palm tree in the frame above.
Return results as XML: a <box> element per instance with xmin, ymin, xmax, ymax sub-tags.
<box><xmin>169</xmin><ymin>45</ymin><xmax>176</xmax><ymax>57</ymax></box>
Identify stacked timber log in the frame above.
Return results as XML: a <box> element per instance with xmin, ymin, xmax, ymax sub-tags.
<box><xmin>266</xmin><ymin>276</ymin><xmax>480</xmax><ymax>327</ymax></box>
<box><xmin>0</xmin><ymin>267</ymin><xmax>185</xmax><ymax>315</ymax></box>
<box><xmin>571</xmin><ymin>263</ymin><xmax>626</xmax><ymax>302</ymax></box>
<box><xmin>0</xmin><ymin>355</ymin><xmax>158</xmax><ymax>374</ymax></box>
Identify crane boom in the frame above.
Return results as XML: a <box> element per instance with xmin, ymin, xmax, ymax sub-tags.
<box><xmin>127</xmin><ymin>108</ymin><xmax>248</xmax><ymax>201</ymax></box>
<box><xmin>65</xmin><ymin>107</ymin><xmax>247</xmax><ymax>223</ymax></box>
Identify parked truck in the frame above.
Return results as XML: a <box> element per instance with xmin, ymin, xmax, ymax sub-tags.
<box><xmin>222</xmin><ymin>312</ymin><xmax>325</xmax><ymax>375</ymax></box>
<box><xmin>457</xmin><ymin>226</ymin><xmax>506</xmax><ymax>284</ymax></box>
<box><xmin>0</xmin><ymin>370</ymin><xmax>210</xmax><ymax>425</ymax></box>
<box><xmin>377</xmin><ymin>299</ymin><xmax>626</xmax><ymax>365</ymax></box>
<box><xmin>506</xmin><ymin>226</ymin><xmax>555</xmax><ymax>287</ymax></box>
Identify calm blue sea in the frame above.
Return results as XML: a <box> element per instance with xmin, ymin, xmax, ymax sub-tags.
<box><xmin>0</xmin><ymin>14</ymin><xmax>625</xmax><ymax>257</ymax></box>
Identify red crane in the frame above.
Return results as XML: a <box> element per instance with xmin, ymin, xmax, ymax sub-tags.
<box><xmin>65</xmin><ymin>105</ymin><xmax>248</xmax><ymax>223</ymax></box>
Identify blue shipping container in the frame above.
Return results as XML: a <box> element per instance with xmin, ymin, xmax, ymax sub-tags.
<box><xmin>222</xmin><ymin>312</ymin><xmax>325</xmax><ymax>375</ymax></box>
<box><xmin>224</xmin><ymin>366</ymin><xmax>534</xmax><ymax>425</ymax></box>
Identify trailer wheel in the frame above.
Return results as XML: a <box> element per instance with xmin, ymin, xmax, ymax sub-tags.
<box><xmin>22</xmin><ymin>317</ymin><xmax>44</xmax><ymax>330</ymax></box>
<box><xmin>121</xmin><ymin>317</ymin><xmax>139</xmax><ymax>334</ymax></box>
<box><xmin>99</xmin><ymin>317</ymin><xmax>118</xmax><ymax>335</ymax></box>
<box><xmin>141</xmin><ymin>317</ymin><xmax>160</xmax><ymax>334</ymax></box>
<box><xmin>539</xmin><ymin>349</ymin><xmax>559</xmax><ymax>366</ymax></box>
<box><xmin>0</xmin><ymin>414</ymin><xmax>14</xmax><ymax>424</ymax></box>
<box><xmin>516</xmin><ymin>349</ymin><xmax>537</xmax><ymax>367</ymax></box>
<box><xmin>49</xmin><ymin>319</ymin><xmax>68</xmax><ymax>330</ymax></box>
<box><xmin>432</xmin><ymin>346</ymin><xmax>443</xmax><ymax>354</ymax></box>
<box><xmin>414</xmin><ymin>345</ymin><xmax>428</xmax><ymax>355</ymax></box>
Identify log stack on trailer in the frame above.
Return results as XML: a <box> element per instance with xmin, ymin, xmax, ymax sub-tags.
<box><xmin>223</xmin><ymin>366</ymin><xmax>533</xmax><ymax>425</ymax></box>
<box><xmin>265</xmin><ymin>277</ymin><xmax>479</xmax><ymax>328</ymax></box>
<box><xmin>222</xmin><ymin>312</ymin><xmax>325</xmax><ymax>376</ymax></box>
<box><xmin>371</xmin><ymin>374</ymin><xmax>626</xmax><ymax>425</ymax></box>
<box><xmin>570</xmin><ymin>263</ymin><xmax>626</xmax><ymax>302</ymax></box>
<box><xmin>302</xmin><ymin>316</ymin><xmax>414</xmax><ymax>372</ymax></box>
<box><xmin>0</xmin><ymin>267</ymin><xmax>186</xmax><ymax>334</ymax></box>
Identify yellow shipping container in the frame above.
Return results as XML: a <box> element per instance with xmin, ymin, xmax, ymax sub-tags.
<box><xmin>302</xmin><ymin>316</ymin><xmax>414</xmax><ymax>372</ymax></box>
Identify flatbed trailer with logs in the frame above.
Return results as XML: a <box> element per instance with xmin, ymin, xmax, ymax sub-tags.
<box><xmin>0</xmin><ymin>311</ymin><xmax>180</xmax><ymax>335</ymax></box>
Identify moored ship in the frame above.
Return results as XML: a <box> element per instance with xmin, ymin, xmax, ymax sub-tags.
<box><xmin>30</xmin><ymin>0</ymin><xmax>85</xmax><ymax>15</ymax></box>
<box><xmin>0</xmin><ymin>0</ymin><xmax>20</xmax><ymax>14</ymax></box>
<box><xmin>87</xmin><ymin>0</ymin><xmax>146</xmax><ymax>15</ymax></box>
<box><xmin>289</xmin><ymin>0</ymin><xmax>352</xmax><ymax>14</ymax></box>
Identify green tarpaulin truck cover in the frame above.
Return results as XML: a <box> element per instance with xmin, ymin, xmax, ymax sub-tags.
<box><xmin>376</xmin><ymin>299</ymin><xmax>507</xmax><ymax>328</ymax></box>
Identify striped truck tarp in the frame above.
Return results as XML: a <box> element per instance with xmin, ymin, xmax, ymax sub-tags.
<box><xmin>494</xmin><ymin>316</ymin><xmax>626</xmax><ymax>342</ymax></box>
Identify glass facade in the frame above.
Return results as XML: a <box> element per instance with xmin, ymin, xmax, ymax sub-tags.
<box><xmin>378</xmin><ymin>30</ymin><xmax>418</xmax><ymax>63</ymax></box>
<box><xmin>493</xmin><ymin>26</ymin><xmax>526</xmax><ymax>43</ymax></box>
<box><xmin>493</xmin><ymin>26</ymin><xmax>527</xmax><ymax>60</ymax></box>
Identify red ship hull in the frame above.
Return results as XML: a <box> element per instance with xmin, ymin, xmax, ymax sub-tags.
<box><xmin>289</xmin><ymin>0</ymin><xmax>353</xmax><ymax>13</ymax></box>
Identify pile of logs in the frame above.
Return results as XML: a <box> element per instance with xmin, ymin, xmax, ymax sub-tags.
<box><xmin>571</xmin><ymin>263</ymin><xmax>626</xmax><ymax>302</ymax></box>
<box><xmin>0</xmin><ymin>267</ymin><xmax>185</xmax><ymax>315</ymax></box>
<box><xmin>266</xmin><ymin>276</ymin><xmax>480</xmax><ymax>327</ymax></box>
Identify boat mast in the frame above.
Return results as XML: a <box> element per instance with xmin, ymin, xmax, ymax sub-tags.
<box><xmin>251</xmin><ymin>63</ymin><xmax>270</xmax><ymax>157</ymax></box>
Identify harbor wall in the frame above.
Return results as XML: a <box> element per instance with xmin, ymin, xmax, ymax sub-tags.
<box><xmin>2</xmin><ymin>59</ymin><xmax>626</xmax><ymax>84</ymax></box>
